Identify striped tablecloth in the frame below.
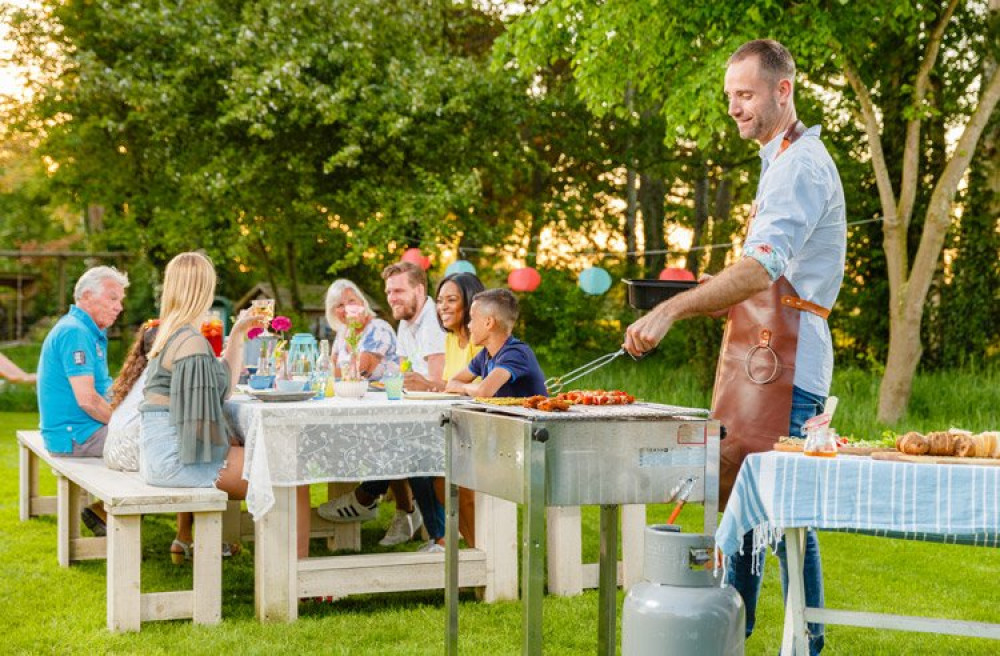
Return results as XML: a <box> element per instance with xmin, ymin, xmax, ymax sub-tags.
<box><xmin>716</xmin><ymin>451</ymin><xmax>1000</xmax><ymax>557</ymax></box>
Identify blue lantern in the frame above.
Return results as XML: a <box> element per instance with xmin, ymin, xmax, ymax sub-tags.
<box><xmin>578</xmin><ymin>266</ymin><xmax>612</xmax><ymax>295</ymax></box>
<box><xmin>445</xmin><ymin>259</ymin><xmax>477</xmax><ymax>277</ymax></box>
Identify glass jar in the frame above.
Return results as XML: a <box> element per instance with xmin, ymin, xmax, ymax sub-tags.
<box><xmin>803</xmin><ymin>414</ymin><xmax>837</xmax><ymax>458</ymax></box>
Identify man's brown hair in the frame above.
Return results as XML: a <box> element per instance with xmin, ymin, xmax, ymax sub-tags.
<box><xmin>381</xmin><ymin>260</ymin><xmax>427</xmax><ymax>290</ymax></box>
<box><xmin>472</xmin><ymin>288</ymin><xmax>519</xmax><ymax>333</ymax></box>
<box><xmin>728</xmin><ymin>39</ymin><xmax>795</xmax><ymax>84</ymax></box>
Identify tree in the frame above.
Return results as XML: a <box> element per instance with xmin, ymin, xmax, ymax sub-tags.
<box><xmin>820</xmin><ymin>0</ymin><xmax>1000</xmax><ymax>421</ymax></box>
<box><xmin>501</xmin><ymin>0</ymin><xmax>1000</xmax><ymax>421</ymax></box>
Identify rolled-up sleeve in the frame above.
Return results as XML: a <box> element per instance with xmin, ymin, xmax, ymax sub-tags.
<box><xmin>743</xmin><ymin>160</ymin><xmax>832</xmax><ymax>281</ymax></box>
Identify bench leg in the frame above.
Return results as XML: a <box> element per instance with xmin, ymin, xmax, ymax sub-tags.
<box><xmin>223</xmin><ymin>500</ymin><xmax>242</xmax><ymax>548</ymax></box>
<box><xmin>325</xmin><ymin>482</ymin><xmax>361</xmax><ymax>552</ymax></box>
<box><xmin>19</xmin><ymin>444</ymin><xmax>33</xmax><ymax>521</ymax></box>
<box><xmin>546</xmin><ymin>506</ymin><xmax>583</xmax><ymax>596</ymax></box>
<box><xmin>57</xmin><ymin>476</ymin><xmax>83</xmax><ymax>567</ymax></box>
<box><xmin>107</xmin><ymin>514</ymin><xmax>142</xmax><ymax>632</ymax></box>
<box><xmin>193</xmin><ymin>511</ymin><xmax>223</xmax><ymax>625</ymax></box>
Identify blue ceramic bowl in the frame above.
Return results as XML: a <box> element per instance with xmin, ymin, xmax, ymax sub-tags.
<box><xmin>248</xmin><ymin>374</ymin><xmax>275</xmax><ymax>390</ymax></box>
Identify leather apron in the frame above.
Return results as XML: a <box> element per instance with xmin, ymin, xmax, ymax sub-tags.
<box><xmin>711</xmin><ymin>121</ymin><xmax>831</xmax><ymax>508</ymax></box>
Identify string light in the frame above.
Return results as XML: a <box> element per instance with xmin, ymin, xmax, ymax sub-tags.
<box><xmin>457</xmin><ymin>217</ymin><xmax>884</xmax><ymax>259</ymax></box>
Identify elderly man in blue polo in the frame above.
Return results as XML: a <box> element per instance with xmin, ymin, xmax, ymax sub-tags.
<box><xmin>37</xmin><ymin>265</ymin><xmax>129</xmax><ymax>536</ymax></box>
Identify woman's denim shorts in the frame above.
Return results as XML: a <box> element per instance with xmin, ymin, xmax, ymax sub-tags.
<box><xmin>139</xmin><ymin>411</ymin><xmax>228</xmax><ymax>488</ymax></box>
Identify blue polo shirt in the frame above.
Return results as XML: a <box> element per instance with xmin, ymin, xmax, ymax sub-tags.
<box><xmin>468</xmin><ymin>336</ymin><xmax>547</xmax><ymax>398</ymax></box>
<box><xmin>37</xmin><ymin>305</ymin><xmax>112</xmax><ymax>453</ymax></box>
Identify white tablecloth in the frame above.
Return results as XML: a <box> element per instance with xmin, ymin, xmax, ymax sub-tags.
<box><xmin>716</xmin><ymin>451</ymin><xmax>1000</xmax><ymax>558</ymax></box>
<box><xmin>225</xmin><ymin>393</ymin><xmax>458</xmax><ymax>519</ymax></box>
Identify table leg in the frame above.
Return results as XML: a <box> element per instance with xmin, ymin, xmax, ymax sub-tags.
<box><xmin>522</xmin><ymin>431</ymin><xmax>546</xmax><ymax>655</ymax></box>
<box><xmin>255</xmin><ymin>485</ymin><xmax>298</xmax><ymax>622</ymax></box>
<box><xmin>780</xmin><ymin>527</ymin><xmax>809</xmax><ymax>656</ymax></box>
<box><xmin>546</xmin><ymin>506</ymin><xmax>582</xmax><ymax>596</ymax></box>
<box><xmin>597</xmin><ymin>504</ymin><xmax>618</xmax><ymax>656</ymax></box>
<box><xmin>445</xmin><ymin>419</ymin><xmax>459</xmax><ymax>656</ymax></box>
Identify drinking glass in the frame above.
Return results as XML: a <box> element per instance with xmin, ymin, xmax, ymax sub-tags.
<box><xmin>250</xmin><ymin>299</ymin><xmax>275</xmax><ymax>323</ymax></box>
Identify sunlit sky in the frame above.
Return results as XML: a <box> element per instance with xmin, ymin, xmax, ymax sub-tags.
<box><xmin>0</xmin><ymin>0</ymin><xmax>34</xmax><ymax>101</ymax></box>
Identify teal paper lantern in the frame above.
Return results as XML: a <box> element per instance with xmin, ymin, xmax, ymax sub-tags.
<box><xmin>445</xmin><ymin>260</ymin><xmax>477</xmax><ymax>277</ymax></box>
<box><xmin>578</xmin><ymin>266</ymin><xmax>612</xmax><ymax>295</ymax></box>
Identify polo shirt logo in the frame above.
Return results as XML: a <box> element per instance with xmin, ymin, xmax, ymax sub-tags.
<box><xmin>73</xmin><ymin>350</ymin><xmax>86</xmax><ymax>365</ymax></box>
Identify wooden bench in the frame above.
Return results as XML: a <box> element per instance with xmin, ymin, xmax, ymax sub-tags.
<box><xmin>16</xmin><ymin>430</ymin><xmax>228</xmax><ymax>632</ymax></box>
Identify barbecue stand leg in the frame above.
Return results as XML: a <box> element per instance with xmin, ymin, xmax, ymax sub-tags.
<box><xmin>597</xmin><ymin>504</ymin><xmax>618</xmax><ymax>656</ymax></box>
<box><xmin>523</xmin><ymin>426</ymin><xmax>548</xmax><ymax>655</ymax></box>
<box><xmin>444</xmin><ymin>415</ymin><xmax>460</xmax><ymax>656</ymax></box>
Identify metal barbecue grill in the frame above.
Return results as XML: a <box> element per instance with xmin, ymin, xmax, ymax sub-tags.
<box><xmin>443</xmin><ymin>401</ymin><xmax>721</xmax><ymax>655</ymax></box>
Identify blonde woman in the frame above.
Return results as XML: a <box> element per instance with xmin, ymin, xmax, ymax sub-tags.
<box><xmin>139</xmin><ymin>252</ymin><xmax>310</xmax><ymax>561</ymax></box>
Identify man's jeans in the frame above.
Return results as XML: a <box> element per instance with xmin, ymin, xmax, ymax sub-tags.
<box><xmin>725</xmin><ymin>385</ymin><xmax>826</xmax><ymax>655</ymax></box>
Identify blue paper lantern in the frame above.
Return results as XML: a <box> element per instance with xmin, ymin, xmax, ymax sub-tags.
<box><xmin>445</xmin><ymin>259</ymin><xmax>477</xmax><ymax>277</ymax></box>
<box><xmin>578</xmin><ymin>266</ymin><xmax>612</xmax><ymax>295</ymax></box>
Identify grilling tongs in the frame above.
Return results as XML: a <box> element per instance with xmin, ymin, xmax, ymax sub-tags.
<box><xmin>545</xmin><ymin>346</ymin><xmax>654</xmax><ymax>394</ymax></box>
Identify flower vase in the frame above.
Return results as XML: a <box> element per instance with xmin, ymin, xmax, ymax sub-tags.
<box><xmin>334</xmin><ymin>351</ymin><xmax>366</xmax><ymax>398</ymax></box>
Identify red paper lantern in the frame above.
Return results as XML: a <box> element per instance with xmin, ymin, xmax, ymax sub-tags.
<box><xmin>508</xmin><ymin>267</ymin><xmax>541</xmax><ymax>292</ymax></box>
<box><xmin>401</xmin><ymin>247</ymin><xmax>431</xmax><ymax>271</ymax></box>
<box><xmin>658</xmin><ymin>267</ymin><xmax>696</xmax><ymax>281</ymax></box>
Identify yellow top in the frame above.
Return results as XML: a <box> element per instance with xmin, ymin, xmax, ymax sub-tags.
<box><xmin>443</xmin><ymin>332</ymin><xmax>482</xmax><ymax>381</ymax></box>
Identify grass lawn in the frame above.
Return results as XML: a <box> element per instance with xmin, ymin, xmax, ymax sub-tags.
<box><xmin>2</xmin><ymin>362</ymin><xmax>999</xmax><ymax>653</ymax></box>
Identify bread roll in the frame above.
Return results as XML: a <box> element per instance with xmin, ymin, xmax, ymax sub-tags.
<box><xmin>953</xmin><ymin>435</ymin><xmax>976</xmax><ymax>458</ymax></box>
<box><xmin>897</xmin><ymin>432</ymin><xmax>929</xmax><ymax>456</ymax></box>
<box><xmin>926</xmin><ymin>431</ymin><xmax>955</xmax><ymax>456</ymax></box>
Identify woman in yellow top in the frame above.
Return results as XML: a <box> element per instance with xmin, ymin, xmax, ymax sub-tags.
<box><xmin>437</xmin><ymin>272</ymin><xmax>485</xmax><ymax>380</ymax></box>
<box><xmin>431</xmin><ymin>272</ymin><xmax>485</xmax><ymax>548</ymax></box>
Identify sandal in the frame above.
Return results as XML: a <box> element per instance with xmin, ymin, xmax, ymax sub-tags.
<box><xmin>171</xmin><ymin>540</ymin><xmax>241</xmax><ymax>564</ymax></box>
<box><xmin>170</xmin><ymin>539</ymin><xmax>193</xmax><ymax>565</ymax></box>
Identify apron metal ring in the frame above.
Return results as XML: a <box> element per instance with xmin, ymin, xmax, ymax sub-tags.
<box><xmin>744</xmin><ymin>344</ymin><xmax>780</xmax><ymax>384</ymax></box>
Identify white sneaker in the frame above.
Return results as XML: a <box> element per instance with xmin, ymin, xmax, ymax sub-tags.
<box><xmin>317</xmin><ymin>491</ymin><xmax>378</xmax><ymax>523</ymax></box>
<box><xmin>418</xmin><ymin>540</ymin><xmax>445</xmax><ymax>553</ymax></box>
<box><xmin>378</xmin><ymin>506</ymin><xmax>424</xmax><ymax>546</ymax></box>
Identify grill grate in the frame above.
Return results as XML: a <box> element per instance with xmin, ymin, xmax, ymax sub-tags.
<box><xmin>457</xmin><ymin>401</ymin><xmax>710</xmax><ymax>421</ymax></box>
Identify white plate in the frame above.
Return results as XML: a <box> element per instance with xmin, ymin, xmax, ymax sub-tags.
<box><xmin>402</xmin><ymin>390</ymin><xmax>466</xmax><ymax>400</ymax></box>
<box><xmin>247</xmin><ymin>390</ymin><xmax>316</xmax><ymax>403</ymax></box>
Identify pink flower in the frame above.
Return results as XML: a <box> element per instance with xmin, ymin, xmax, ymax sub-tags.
<box><xmin>247</xmin><ymin>327</ymin><xmax>264</xmax><ymax>341</ymax></box>
<box><xmin>757</xmin><ymin>244</ymin><xmax>773</xmax><ymax>255</ymax></box>
<box><xmin>271</xmin><ymin>315</ymin><xmax>292</xmax><ymax>332</ymax></box>
<box><xmin>344</xmin><ymin>303</ymin><xmax>366</xmax><ymax>320</ymax></box>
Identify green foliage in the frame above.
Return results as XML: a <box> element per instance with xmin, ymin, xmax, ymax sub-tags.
<box><xmin>514</xmin><ymin>268</ymin><xmax>627</xmax><ymax>372</ymax></box>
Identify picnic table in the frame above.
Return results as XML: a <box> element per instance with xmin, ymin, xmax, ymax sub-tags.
<box><xmin>716</xmin><ymin>451</ymin><xmax>1000</xmax><ymax>655</ymax></box>
<box><xmin>224</xmin><ymin>392</ymin><xmax>518</xmax><ymax>622</ymax></box>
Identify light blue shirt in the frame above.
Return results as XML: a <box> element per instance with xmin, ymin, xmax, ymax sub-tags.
<box><xmin>742</xmin><ymin>125</ymin><xmax>846</xmax><ymax>396</ymax></box>
<box><xmin>37</xmin><ymin>305</ymin><xmax>112</xmax><ymax>452</ymax></box>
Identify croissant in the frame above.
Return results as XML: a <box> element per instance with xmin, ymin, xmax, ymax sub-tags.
<box><xmin>896</xmin><ymin>432</ymin><xmax>929</xmax><ymax>455</ymax></box>
<box><xmin>980</xmin><ymin>432</ymin><xmax>1000</xmax><ymax>458</ymax></box>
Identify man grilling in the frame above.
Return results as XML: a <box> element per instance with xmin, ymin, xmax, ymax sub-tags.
<box><xmin>624</xmin><ymin>39</ymin><xmax>846</xmax><ymax>655</ymax></box>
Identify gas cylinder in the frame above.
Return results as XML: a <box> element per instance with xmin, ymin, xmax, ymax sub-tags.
<box><xmin>622</xmin><ymin>525</ymin><xmax>745</xmax><ymax>656</ymax></box>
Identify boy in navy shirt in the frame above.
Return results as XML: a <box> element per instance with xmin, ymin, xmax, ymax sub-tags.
<box><xmin>446</xmin><ymin>288</ymin><xmax>547</xmax><ymax>398</ymax></box>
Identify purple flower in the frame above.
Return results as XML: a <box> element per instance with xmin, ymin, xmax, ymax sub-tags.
<box><xmin>271</xmin><ymin>315</ymin><xmax>292</xmax><ymax>333</ymax></box>
<box><xmin>247</xmin><ymin>327</ymin><xmax>264</xmax><ymax>341</ymax></box>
